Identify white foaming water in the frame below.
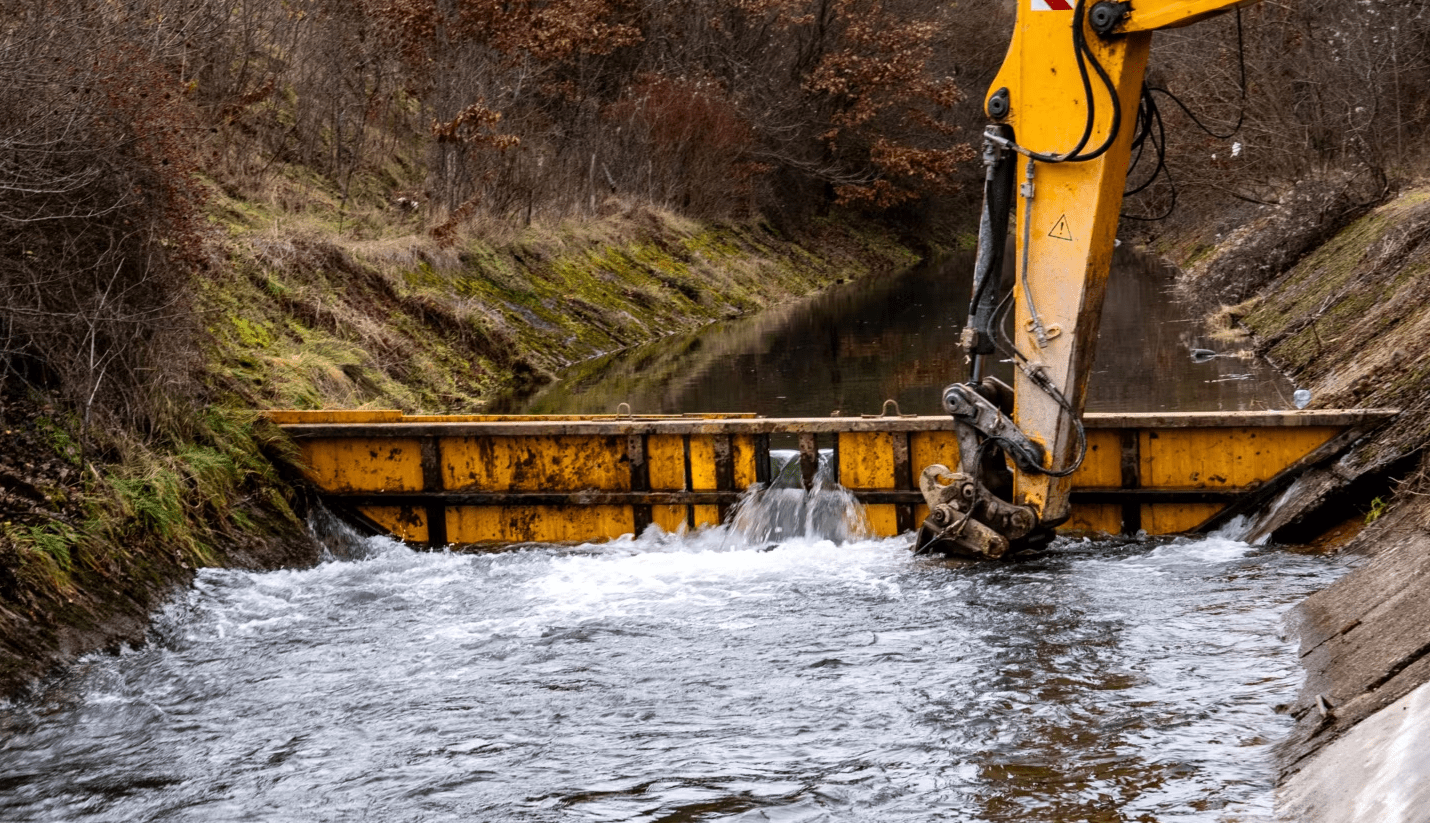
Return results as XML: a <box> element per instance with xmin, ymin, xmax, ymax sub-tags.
<box><xmin>725</xmin><ymin>449</ymin><xmax>873</xmax><ymax>545</ymax></box>
<box><xmin>521</xmin><ymin>535</ymin><xmax>906</xmax><ymax>629</ymax></box>
<box><xmin>0</xmin><ymin>523</ymin><xmax>1350</xmax><ymax>823</ymax></box>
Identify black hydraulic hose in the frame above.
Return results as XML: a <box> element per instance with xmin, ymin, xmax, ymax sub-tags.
<box><xmin>1122</xmin><ymin>87</ymin><xmax>1180</xmax><ymax>221</ymax></box>
<box><xmin>1148</xmin><ymin>9</ymin><xmax>1247</xmax><ymax>141</ymax></box>
<box><xmin>966</xmin><ymin>125</ymin><xmax>1018</xmax><ymax>373</ymax></box>
<box><xmin>1029</xmin><ymin>0</ymin><xmax>1097</xmax><ymax>162</ymax></box>
<box><xmin>1022</xmin><ymin>0</ymin><xmax>1123</xmax><ymax>165</ymax></box>
<box><xmin>1062</xmin><ymin>0</ymin><xmax>1123</xmax><ymax>162</ymax></box>
<box><xmin>988</xmin><ymin>287</ymin><xmax>1089</xmax><ymax>477</ymax></box>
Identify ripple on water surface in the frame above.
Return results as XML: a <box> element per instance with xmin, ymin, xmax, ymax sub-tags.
<box><xmin>0</xmin><ymin>528</ymin><xmax>1348</xmax><ymax>822</ymax></box>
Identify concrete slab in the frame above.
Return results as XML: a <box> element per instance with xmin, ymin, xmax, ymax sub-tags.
<box><xmin>1279</xmin><ymin>678</ymin><xmax>1430</xmax><ymax>823</ymax></box>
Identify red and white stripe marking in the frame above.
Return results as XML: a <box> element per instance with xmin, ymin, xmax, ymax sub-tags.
<box><xmin>1031</xmin><ymin>0</ymin><xmax>1074</xmax><ymax>10</ymax></box>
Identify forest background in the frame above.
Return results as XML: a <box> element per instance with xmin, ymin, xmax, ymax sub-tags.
<box><xmin>2</xmin><ymin>0</ymin><xmax>1418</xmax><ymax>434</ymax></box>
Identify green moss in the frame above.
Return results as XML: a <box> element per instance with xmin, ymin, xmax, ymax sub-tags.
<box><xmin>232</xmin><ymin>316</ymin><xmax>276</xmax><ymax>348</ymax></box>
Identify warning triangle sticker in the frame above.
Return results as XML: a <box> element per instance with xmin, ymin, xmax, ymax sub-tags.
<box><xmin>1049</xmin><ymin>214</ymin><xmax>1074</xmax><ymax>241</ymax></box>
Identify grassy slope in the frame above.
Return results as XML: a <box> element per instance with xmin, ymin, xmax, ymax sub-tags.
<box><xmin>1162</xmin><ymin>180</ymin><xmax>1430</xmax><ymax>786</ymax></box>
<box><xmin>204</xmin><ymin>187</ymin><xmax>918</xmax><ymax>413</ymax></box>
<box><xmin>1172</xmin><ymin>184</ymin><xmax>1430</xmax><ymax>480</ymax></box>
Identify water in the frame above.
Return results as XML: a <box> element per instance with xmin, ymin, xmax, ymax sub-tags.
<box><xmin>0</xmin><ymin>524</ymin><xmax>1345</xmax><ymax>822</ymax></box>
<box><xmin>0</xmin><ymin>249</ymin><xmax>1334</xmax><ymax>820</ymax></box>
<box><xmin>495</xmin><ymin>246</ymin><xmax>1297</xmax><ymax>417</ymax></box>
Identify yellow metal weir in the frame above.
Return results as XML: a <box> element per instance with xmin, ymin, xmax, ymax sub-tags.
<box><xmin>268</xmin><ymin>409</ymin><xmax>1396</xmax><ymax>547</ymax></box>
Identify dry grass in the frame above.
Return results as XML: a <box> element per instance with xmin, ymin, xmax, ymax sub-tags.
<box><xmin>1206</xmin><ymin>298</ymin><xmax>1261</xmax><ymax>343</ymax></box>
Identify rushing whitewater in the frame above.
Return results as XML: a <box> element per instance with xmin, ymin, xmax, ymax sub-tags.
<box><xmin>0</xmin><ymin>511</ymin><xmax>1345</xmax><ymax>822</ymax></box>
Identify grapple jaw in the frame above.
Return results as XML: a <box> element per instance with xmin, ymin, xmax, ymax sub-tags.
<box><xmin>912</xmin><ymin>379</ymin><xmax>1047</xmax><ymax>560</ymax></box>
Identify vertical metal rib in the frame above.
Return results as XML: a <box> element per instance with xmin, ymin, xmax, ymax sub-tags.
<box><xmin>755</xmin><ymin>434</ymin><xmax>771</xmax><ymax>485</ymax></box>
<box><xmin>420</xmin><ymin>436</ymin><xmax>447</xmax><ymax>547</ymax></box>
<box><xmin>714</xmin><ymin>435</ymin><xmax>734</xmax><ymax>521</ymax></box>
<box><xmin>628</xmin><ymin>433</ymin><xmax>651</xmax><ymax>536</ymax></box>
<box><xmin>1120</xmin><ymin>429</ymin><xmax>1141</xmax><ymax>535</ymax></box>
<box><xmin>683</xmin><ymin>434</ymin><xmax>695</xmax><ymax>529</ymax></box>
<box><xmin>798</xmin><ymin>433</ymin><xmax>819</xmax><ymax>491</ymax></box>
<box><xmin>892</xmin><ymin>431</ymin><xmax>915</xmax><ymax>533</ymax></box>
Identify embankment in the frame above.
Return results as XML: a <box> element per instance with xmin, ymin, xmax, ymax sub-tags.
<box><xmin>0</xmin><ymin>205</ymin><xmax>918</xmax><ymax>698</ymax></box>
<box><xmin>1163</xmin><ymin>177</ymin><xmax>1430</xmax><ymax>818</ymax></box>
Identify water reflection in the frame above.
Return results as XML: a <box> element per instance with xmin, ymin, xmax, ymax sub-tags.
<box><xmin>496</xmin><ymin>246</ymin><xmax>1295</xmax><ymax>417</ymax></box>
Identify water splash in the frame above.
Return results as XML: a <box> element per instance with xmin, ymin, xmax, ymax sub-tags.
<box><xmin>306</xmin><ymin>503</ymin><xmax>397</xmax><ymax>562</ymax></box>
<box><xmin>726</xmin><ymin>449</ymin><xmax>873</xmax><ymax>546</ymax></box>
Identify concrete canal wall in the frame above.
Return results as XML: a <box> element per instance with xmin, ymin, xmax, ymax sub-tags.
<box><xmin>1278</xmin><ymin>505</ymin><xmax>1430</xmax><ymax>821</ymax></box>
<box><xmin>1164</xmin><ymin>178</ymin><xmax>1430</xmax><ymax>820</ymax></box>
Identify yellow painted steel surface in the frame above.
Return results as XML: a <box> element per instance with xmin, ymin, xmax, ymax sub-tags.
<box><xmin>1121</xmin><ymin>0</ymin><xmax>1260</xmax><ymax>32</ymax></box>
<box><xmin>297</xmin><ymin>437</ymin><xmax>425</xmax><ymax>493</ymax></box>
<box><xmin>990</xmin><ymin>2</ymin><xmax>1153</xmax><ymax>526</ymax></box>
<box><xmin>838</xmin><ymin>432</ymin><xmax>899</xmax><ymax>537</ymax></box>
<box><xmin>1141</xmin><ymin>427</ymin><xmax>1341</xmax><ymax>488</ymax></box>
<box><xmin>447</xmin><ymin>505</ymin><xmax>634</xmax><ymax>544</ymax></box>
<box><xmin>443</xmin><ymin>435</ymin><xmax>630</xmax><ymax>492</ymax></box>
<box><xmin>273</xmin><ymin>409</ymin><xmax>1395</xmax><ymax>547</ymax></box>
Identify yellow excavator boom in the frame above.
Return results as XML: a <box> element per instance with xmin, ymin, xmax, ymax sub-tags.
<box><xmin>915</xmin><ymin>0</ymin><xmax>1260</xmax><ymax>557</ymax></box>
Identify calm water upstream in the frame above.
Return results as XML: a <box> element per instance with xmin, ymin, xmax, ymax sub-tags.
<box><xmin>0</xmin><ymin>249</ymin><xmax>1340</xmax><ymax>822</ymax></box>
<box><xmin>494</xmin><ymin>246</ymin><xmax>1298</xmax><ymax>417</ymax></box>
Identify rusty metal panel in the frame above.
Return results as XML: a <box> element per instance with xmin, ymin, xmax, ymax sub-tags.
<box><xmin>838</xmin><ymin>432</ymin><xmax>895</xmax><ymax>488</ymax></box>
<box><xmin>648</xmin><ymin>435</ymin><xmax>692</xmax><ymax>531</ymax></box>
<box><xmin>647</xmin><ymin>435</ymin><xmax>687</xmax><ymax>490</ymax></box>
<box><xmin>838</xmin><ymin>431</ymin><xmax>898</xmax><ymax>537</ymax></box>
<box><xmin>1142</xmin><ymin>503</ymin><xmax>1223</xmax><ymax>535</ymax></box>
<box><xmin>692</xmin><ymin>505</ymin><xmax>721</xmax><ymax>528</ymax></box>
<box><xmin>301</xmin><ymin>438</ymin><xmax>425</xmax><ymax>492</ymax></box>
<box><xmin>446</xmin><ymin>505</ymin><xmax>634</xmax><ymax>543</ymax></box>
<box><xmin>909</xmin><ymin>431</ymin><xmax>960</xmax><ymax>478</ymax></box>
<box><xmin>358</xmin><ymin>505</ymin><xmax>428</xmax><ymax>542</ymax></box>
<box><xmin>688</xmin><ymin>435</ymin><xmax>718</xmax><ymax>490</ymax></box>
<box><xmin>860</xmin><ymin>508</ymin><xmax>898</xmax><ymax>537</ymax></box>
<box><xmin>441</xmin><ymin>435</ymin><xmax>630</xmax><ymax>492</ymax></box>
<box><xmin>1061</xmin><ymin>503</ymin><xmax>1123</xmax><ymax>535</ymax></box>
<box><xmin>652</xmin><ymin>505</ymin><xmax>687</xmax><ymax>534</ymax></box>
<box><xmin>687</xmin><ymin>434</ymin><xmax>722</xmax><ymax>528</ymax></box>
<box><xmin>1068</xmin><ymin>429</ymin><xmax>1123</xmax><ymax>488</ymax></box>
<box><xmin>732</xmin><ymin>434</ymin><xmax>760</xmax><ymax>489</ymax></box>
<box><xmin>1141</xmin><ymin>426</ymin><xmax>1340</xmax><ymax>489</ymax></box>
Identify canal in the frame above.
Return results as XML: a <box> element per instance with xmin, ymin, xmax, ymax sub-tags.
<box><xmin>494</xmin><ymin>245</ymin><xmax>1297</xmax><ymax>418</ymax></box>
<box><xmin>0</xmin><ymin>249</ymin><xmax>1338</xmax><ymax>822</ymax></box>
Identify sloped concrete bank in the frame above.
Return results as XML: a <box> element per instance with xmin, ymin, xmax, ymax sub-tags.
<box><xmin>1163</xmin><ymin>177</ymin><xmax>1430</xmax><ymax>820</ymax></box>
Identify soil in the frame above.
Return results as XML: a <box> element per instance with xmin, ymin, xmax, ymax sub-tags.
<box><xmin>0</xmin><ymin>391</ymin><xmax>321</xmax><ymax>698</ymax></box>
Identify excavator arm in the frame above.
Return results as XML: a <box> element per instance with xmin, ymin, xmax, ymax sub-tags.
<box><xmin>915</xmin><ymin>0</ymin><xmax>1257</xmax><ymax>558</ymax></box>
